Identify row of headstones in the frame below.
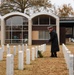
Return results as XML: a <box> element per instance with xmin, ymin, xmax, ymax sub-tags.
<box><xmin>69</xmin><ymin>38</ymin><xmax>74</xmax><ymax>42</ymax></box>
<box><xmin>62</xmin><ymin>44</ymin><xmax>74</xmax><ymax>75</ymax></box>
<box><xmin>0</xmin><ymin>44</ymin><xmax>46</xmax><ymax>75</ymax></box>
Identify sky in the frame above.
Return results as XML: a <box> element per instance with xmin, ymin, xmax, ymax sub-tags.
<box><xmin>51</xmin><ymin>0</ymin><xmax>74</xmax><ymax>9</ymax></box>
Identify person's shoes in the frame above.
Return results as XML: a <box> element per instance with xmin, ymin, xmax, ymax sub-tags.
<box><xmin>54</xmin><ymin>56</ymin><xmax>57</xmax><ymax>58</ymax></box>
<box><xmin>50</xmin><ymin>56</ymin><xmax>54</xmax><ymax>57</ymax></box>
<box><xmin>38</xmin><ymin>54</ymin><xmax>43</xmax><ymax>58</ymax></box>
<box><xmin>38</xmin><ymin>55</ymin><xmax>43</xmax><ymax>58</ymax></box>
<box><xmin>50</xmin><ymin>56</ymin><xmax>57</xmax><ymax>58</ymax></box>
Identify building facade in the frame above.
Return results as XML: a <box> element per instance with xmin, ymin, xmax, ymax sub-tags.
<box><xmin>0</xmin><ymin>11</ymin><xmax>74</xmax><ymax>45</ymax></box>
<box><xmin>0</xmin><ymin>11</ymin><xmax>60</xmax><ymax>45</ymax></box>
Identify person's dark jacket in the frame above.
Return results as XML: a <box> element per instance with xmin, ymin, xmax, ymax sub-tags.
<box><xmin>48</xmin><ymin>30</ymin><xmax>59</xmax><ymax>52</ymax></box>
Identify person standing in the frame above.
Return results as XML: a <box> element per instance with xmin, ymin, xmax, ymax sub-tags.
<box><xmin>47</xmin><ymin>25</ymin><xmax>60</xmax><ymax>57</ymax></box>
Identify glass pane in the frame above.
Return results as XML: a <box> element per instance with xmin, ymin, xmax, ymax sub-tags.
<box><xmin>23</xmin><ymin>32</ymin><xmax>28</xmax><ymax>43</ymax></box>
<box><xmin>23</xmin><ymin>17</ymin><xmax>28</xmax><ymax>26</ymax></box>
<box><xmin>39</xmin><ymin>16</ymin><xmax>49</xmax><ymax>24</ymax></box>
<box><xmin>23</xmin><ymin>26</ymin><xmax>28</xmax><ymax>30</ymax></box>
<box><xmin>45</xmin><ymin>31</ymin><xmax>49</xmax><ymax>39</ymax></box>
<box><xmin>23</xmin><ymin>22</ymin><xmax>28</xmax><ymax>26</ymax></box>
<box><xmin>12</xmin><ymin>31</ymin><xmax>22</xmax><ymax>39</ymax></box>
<box><xmin>39</xmin><ymin>31</ymin><xmax>43</xmax><ymax>39</ymax></box>
<box><xmin>43</xmin><ymin>31</ymin><xmax>45</xmax><ymax>39</ymax></box>
<box><xmin>12</xmin><ymin>39</ymin><xmax>22</xmax><ymax>43</ymax></box>
<box><xmin>12</xmin><ymin>26</ymin><xmax>22</xmax><ymax>30</ymax></box>
<box><xmin>6</xmin><ymin>26</ymin><xmax>11</xmax><ymax>30</ymax></box>
<box><xmin>66</xmin><ymin>28</ymin><xmax>72</xmax><ymax>35</ymax></box>
<box><xmin>32</xmin><ymin>17</ymin><xmax>38</xmax><ymax>24</ymax></box>
<box><xmin>6</xmin><ymin>18</ymin><xmax>12</xmax><ymax>26</ymax></box>
<box><xmin>5</xmin><ymin>40</ymin><xmax>11</xmax><ymax>43</ymax></box>
<box><xmin>39</xmin><ymin>31</ymin><xmax>49</xmax><ymax>40</ymax></box>
<box><xmin>6</xmin><ymin>31</ymin><xmax>11</xmax><ymax>39</ymax></box>
<box><xmin>50</xmin><ymin>17</ymin><xmax>56</xmax><ymax>24</ymax></box>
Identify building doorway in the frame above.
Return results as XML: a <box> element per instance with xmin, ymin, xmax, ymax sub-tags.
<box><xmin>60</xmin><ymin>23</ymin><xmax>74</xmax><ymax>44</ymax></box>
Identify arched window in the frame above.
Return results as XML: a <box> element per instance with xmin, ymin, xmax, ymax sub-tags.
<box><xmin>5</xmin><ymin>16</ymin><xmax>28</xmax><ymax>44</ymax></box>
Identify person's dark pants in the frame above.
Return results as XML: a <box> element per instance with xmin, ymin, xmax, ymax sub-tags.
<box><xmin>51</xmin><ymin>52</ymin><xmax>57</xmax><ymax>57</ymax></box>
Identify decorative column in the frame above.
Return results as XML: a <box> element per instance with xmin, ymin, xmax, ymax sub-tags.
<box><xmin>1</xmin><ymin>18</ymin><xmax>5</xmax><ymax>45</ymax></box>
<box><xmin>56</xmin><ymin>18</ymin><xmax>60</xmax><ymax>44</ymax></box>
<box><xmin>28</xmin><ymin>19</ymin><xmax>32</xmax><ymax>45</ymax></box>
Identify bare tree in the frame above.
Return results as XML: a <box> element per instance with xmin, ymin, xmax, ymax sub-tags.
<box><xmin>0</xmin><ymin>0</ymin><xmax>52</xmax><ymax>15</ymax></box>
<box><xmin>57</xmin><ymin>4</ymin><xmax>74</xmax><ymax>17</ymax></box>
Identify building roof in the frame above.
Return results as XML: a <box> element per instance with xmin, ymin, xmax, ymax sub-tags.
<box><xmin>60</xmin><ymin>17</ymin><xmax>74</xmax><ymax>23</ymax></box>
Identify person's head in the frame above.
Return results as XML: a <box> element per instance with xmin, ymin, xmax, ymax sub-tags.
<box><xmin>47</xmin><ymin>26</ymin><xmax>54</xmax><ymax>32</ymax></box>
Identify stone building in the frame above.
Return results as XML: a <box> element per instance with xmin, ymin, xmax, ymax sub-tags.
<box><xmin>0</xmin><ymin>11</ymin><xmax>74</xmax><ymax>45</ymax></box>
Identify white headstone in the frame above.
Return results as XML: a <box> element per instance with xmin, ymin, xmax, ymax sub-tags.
<box><xmin>18</xmin><ymin>51</ymin><xmax>24</xmax><ymax>70</ymax></box>
<box><xmin>66</xmin><ymin>51</ymin><xmax>71</xmax><ymax>69</ymax></box>
<box><xmin>6</xmin><ymin>54</ymin><xmax>14</xmax><ymax>75</ymax></box>
<box><xmin>0</xmin><ymin>48</ymin><xmax>3</xmax><ymax>60</ymax></box>
<box><xmin>35</xmin><ymin>46</ymin><xmax>38</xmax><ymax>58</ymax></box>
<box><xmin>25</xmin><ymin>44</ymin><xmax>28</xmax><ymax>51</ymax></box>
<box><xmin>13</xmin><ymin>46</ymin><xmax>16</xmax><ymax>56</ymax></box>
<box><xmin>7</xmin><ymin>44</ymin><xmax>9</xmax><ymax>47</ymax></box>
<box><xmin>38</xmin><ymin>46</ymin><xmax>41</xmax><ymax>51</ymax></box>
<box><xmin>22</xmin><ymin>44</ymin><xmax>24</xmax><ymax>52</ymax></box>
<box><xmin>7</xmin><ymin>45</ymin><xmax>10</xmax><ymax>54</ymax></box>
<box><xmin>69</xmin><ymin>38</ymin><xmax>71</xmax><ymax>42</ymax></box>
<box><xmin>32</xmin><ymin>47</ymin><xmax>35</xmax><ymax>60</ymax></box>
<box><xmin>18</xmin><ymin>45</ymin><xmax>21</xmax><ymax>52</ymax></box>
<box><xmin>26</xmin><ymin>49</ymin><xmax>30</xmax><ymax>65</ymax></box>
<box><xmin>2</xmin><ymin>45</ymin><xmax>4</xmax><ymax>52</ymax></box>
<box><xmin>43</xmin><ymin>44</ymin><xmax>46</xmax><ymax>52</ymax></box>
<box><xmin>69</xmin><ymin>54</ymin><xmax>74</xmax><ymax>75</ymax></box>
